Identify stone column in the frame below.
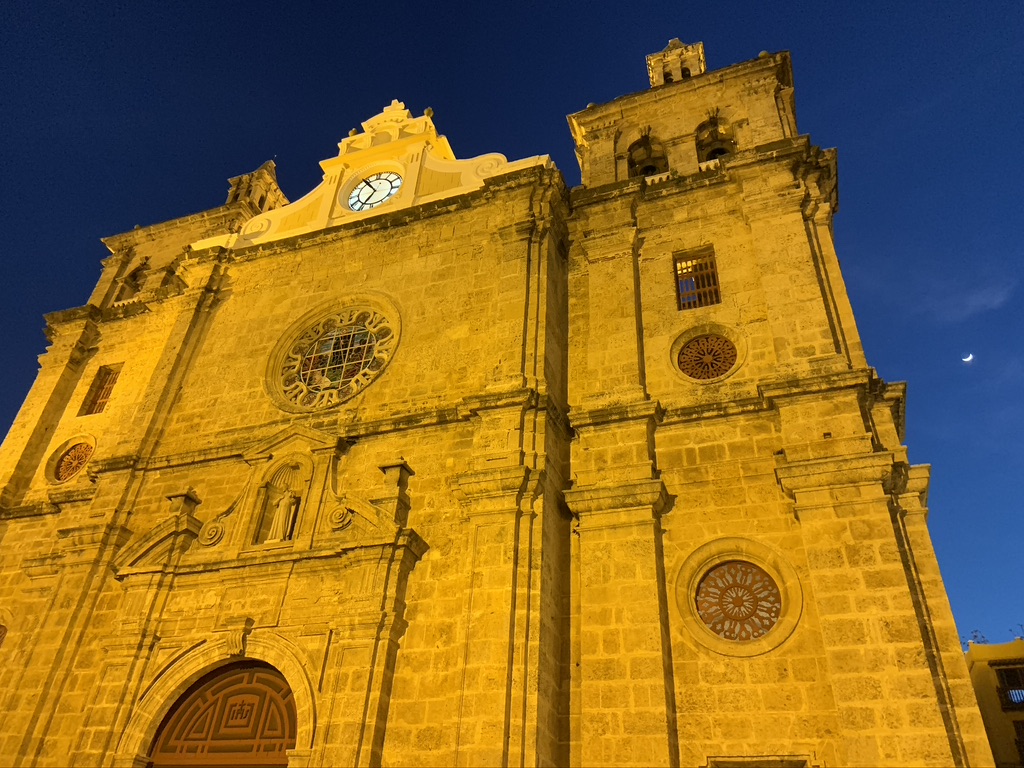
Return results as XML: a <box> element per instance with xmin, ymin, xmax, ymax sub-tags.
<box><xmin>565</xmin><ymin>477</ymin><xmax>678</xmax><ymax>767</ymax></box>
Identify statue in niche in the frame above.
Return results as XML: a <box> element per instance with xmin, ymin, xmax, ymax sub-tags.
<box><xmin>252</xmin><ymin>458</ymin><xmax>308</xmax><ymax>545</ymax></box>
<box><xmin>265</xmin><ymin>489</ymin><xmax>299</xmax><ymax>543</ymax></box>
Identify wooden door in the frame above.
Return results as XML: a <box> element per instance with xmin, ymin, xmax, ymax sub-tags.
<box><xmin>149</xmin><ymin>662</ymin><xmax>296</xmax><ymax>767</ymax></box>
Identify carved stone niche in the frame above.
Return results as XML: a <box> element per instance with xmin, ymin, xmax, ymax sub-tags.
<box><xmin>251</xmin><ymin>456</ymin><xmax>313</xmax><ymax>546</ymax></box>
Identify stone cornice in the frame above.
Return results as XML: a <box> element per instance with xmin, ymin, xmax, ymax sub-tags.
<box><xmin>570</xmin><ymin>136</ymin><xmax>815</xmax><ymax>209</ymax></box>
<box><xmin>564</xmin><ymin>478</ymin><xmax>669</xmax><ymax>520</ymax></box>
<box><xmin>93</xmin><ymin>387</ymin><xmax>566</xmax><ymax>474</ymax></box>
<box><xmin>188</xmin><ymin>164</ymin><xmax>564</xmax><ymax>265</ymax></box>
<box><xmin>568</xmin><ymin>51</ymin><xmax>791</xmax><ymax>130</ymax></box>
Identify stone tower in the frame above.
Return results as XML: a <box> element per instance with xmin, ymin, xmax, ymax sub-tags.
<box><xmin>564</xmin><ymin>40</ymin><xmax>991</xmax><ymax>767</ymax></box>
<box><xmin>0</xmin><ymin>41</ymin><xmax>993</xmax><ymax>767</ymax></box>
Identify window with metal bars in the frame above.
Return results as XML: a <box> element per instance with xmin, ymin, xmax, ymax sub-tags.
<box><xmin>674</xmin><ymin>248</ymin><xmax>721</xmax><ymax>310</ymax></box>
<box><xmin>80</xmin><ymin>365</ymin><xmax>121</xmax><ymax>416</ymax></box>
<box><xmin>997</xmin><ymin>665</ymin><xmax>1024</xmax><ymax>710</ymax></box>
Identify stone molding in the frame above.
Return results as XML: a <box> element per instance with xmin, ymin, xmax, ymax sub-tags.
<box><xmin>115</xmin><ymin>632</ymin><xmax>318</xmax><ymax>762</ymax></box>
<box><xmin>673</xmin><ymin>537</ymin><xmax>804</xmax><ymax>658</ymax></box>
<box><xmin>565</xmin><ymin>478</ymin><xmax>669</xmax><ymax>523</ymax></box>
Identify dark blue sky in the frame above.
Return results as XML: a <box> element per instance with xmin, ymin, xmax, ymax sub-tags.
<box><xmin>1</xmin><ymin>1</ymin><xmax>1021</xmax><ymax>643</ymax></box>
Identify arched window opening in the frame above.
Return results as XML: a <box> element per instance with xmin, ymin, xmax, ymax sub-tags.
<box><xmin>680</xmin><ymin>67</ymin><xmax>691</xmax><ymax>79</ymax></box>
<box><xmin>627</xmin><ymin>131</ymin><xmax>669</xmax><ymax>178</ymax></box>
<box><xmin>149</xmin><ymin>661</ymin><xmax>297</xmax><ymax>767</ymax></box>
<box><xmin>695</xmin><ymin>111</ymin><xmax>737</xmax><ymax>163</ymax></box>
<box><xmin>662</xmin><ymin>67</ymin><xmax>674</xmax><ymax>84</ymax></box>
<box><xmin>115</xmin><ymin>268</ymin><xmax>145</xmax><ymax>303</ymax></box>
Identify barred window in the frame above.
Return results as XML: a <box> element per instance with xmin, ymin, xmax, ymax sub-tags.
<box><xmin>997</xmin><ymin>665</ymin><xmax>1024</xmax><ymax>710</ymax></box>
<box><xmin>80</xmin><ymin>365</ymin><xmax>121</xmax><ymax>415</ymax></box>
<box><xmin>674</xmin><ymin>249</ymin><xmax>721</xmax><ymax>310</ymax></box>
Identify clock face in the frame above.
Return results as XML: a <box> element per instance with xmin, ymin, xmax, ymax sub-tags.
<box><xmin>348</xmin><ymin>171</ymin><xmax>403</xmax><ymax>211</ymax></box>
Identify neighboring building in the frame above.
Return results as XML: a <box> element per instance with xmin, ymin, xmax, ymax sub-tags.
<box><xmin>967</xmin><ymin>640</ymin><xmax>1024</xmax><ymax>766</ymax></box>
<box><xmin>0</xmin><ymin>39</ymin><xmax>995</xmax><ymax>767</ymax></box>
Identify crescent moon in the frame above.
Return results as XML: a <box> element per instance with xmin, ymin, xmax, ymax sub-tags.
<box><xmin>962</xmin><ymin>353</ymin><xmax>974</xmax><ymax>363</ymax></box>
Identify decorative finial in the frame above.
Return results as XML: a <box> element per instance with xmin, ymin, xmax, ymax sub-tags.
<box><xmin>424</xmin><ymin>107</ymin><xmax>434</xmax><ymax>118</ymax></box>
<box><xmin>349</xmin><ymin>128</ymin><xmax>358</xmax><ymax>137</ymax></box>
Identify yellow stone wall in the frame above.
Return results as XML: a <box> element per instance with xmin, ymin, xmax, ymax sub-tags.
<box><xmin>966</xmin><ymin>639</ymin><xmax>1024</xmax><ymax>767</ymax></box>
<box><xmin>0</xmin><ymin>43</ymin><xmax>995</xmax><ymax>767</ymax></box>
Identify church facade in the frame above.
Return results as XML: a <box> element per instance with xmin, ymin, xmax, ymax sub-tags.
<box><xmin>0</xmin><ymin>40</ymin><xmax>994</xmax><ymax>767</ymax></box>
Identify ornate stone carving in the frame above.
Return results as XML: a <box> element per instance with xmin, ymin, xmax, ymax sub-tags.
<box><xmin>197</xmin><ymin>522</ymin><xmax>225</xmax><ymax>547</ymax></box>
<box><xmin>280</xmin><ymin>308</ymin><xmax>397</xmax><ymax>411</ymax></box>
<box><xmin>328</xmin><ymin>506</ymin><xmax>354</xmax><ymax>532</ymax></box>
<box><xmin>148</xmin><ymin>663</ymin><xmax>295</xmax><ymax>765</ymax></box>
<box><xmin>695</xmin><ymin>560</ymin><xmax>781</xmax><ymax>641</ymax></box>
<box><xmin>54</xmin><ymin>443</ymin><xmax>94</xmax><ymax>482</ymax></box>
<box><xmin>677</xmin><ymin>334</ymin><xmax>737</xmax><ymax>380</ymax></box>
<box><xmin>253</xmin><ymin>459</ymin><xmax>310</xmax><ymax>546</ymax></box>
<box><xmin>265</xmin><ymin>491</ymin><xmax>299</xmax><ymax>543</ymax></box>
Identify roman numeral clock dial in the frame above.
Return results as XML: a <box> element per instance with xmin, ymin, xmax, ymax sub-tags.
<box><xmin>348</xmin><ymin>171</ymin><xmax>403</xmax><ymax>211</ymax></box>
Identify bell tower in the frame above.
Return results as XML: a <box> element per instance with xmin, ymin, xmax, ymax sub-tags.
<box><xmin>565</xmin><ymin>41</ymin><xmax>992</xmax><ymax>766</ymax></box>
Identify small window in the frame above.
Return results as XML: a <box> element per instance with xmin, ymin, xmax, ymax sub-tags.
<box><xmin>662</xmin><ymin>67</ymin><xmax>674</xmax><ymax>84</ymax></box>
<box><xmin>680</xmin><ymin>67</ymin><xmax>691</xmax><ymax>79</ymax></box>
<box><xmin>674</xmin><ymin>249</ymin><xmax>721</xmax><ymax>310</ymax></box>
<box><xmin>80</xmin><ymin>365</ymin><xmax>122</xmax><ymax>415</ymax></box>
<box><xmin>997</xmin><ymin>665</ymin><xmax>1024</xmax><ymax>710</ymax></box>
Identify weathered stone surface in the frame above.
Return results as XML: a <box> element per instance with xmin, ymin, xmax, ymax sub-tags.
<box><xmin>0</xmin><ymin>43</ymin><xmax>992</xmax><ymax>767</ymax></box>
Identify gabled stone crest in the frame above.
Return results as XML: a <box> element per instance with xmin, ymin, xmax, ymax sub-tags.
<box><xmin>192</xmin><ymin>100</ymin><xmax>546</xmax><ymax>251</ymax></box>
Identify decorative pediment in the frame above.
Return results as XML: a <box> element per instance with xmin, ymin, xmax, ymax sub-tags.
<box><xmin>326</xmin><ymin>495</ymin><xmax>400</xmax><ymax>540</ymax></box>
<box><xmin>113</xmin><ymin>491</ymin><xmax>203</xmax><ymax>577</ymax></box>
<box><xmin>191</xmin><ymin>101</ymin><xmax>546</xmax><ymax>251</ymax></box>
<box><xmin>242</xmin><ymin>425</ymin><xmax>344</xmax><ymax>462</ymax></box>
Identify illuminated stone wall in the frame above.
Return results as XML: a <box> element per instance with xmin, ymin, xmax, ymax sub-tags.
<box><xmin>0</xmin><ymin>43</ymin><xmax>993</xmax><ymax>768</ymax></box>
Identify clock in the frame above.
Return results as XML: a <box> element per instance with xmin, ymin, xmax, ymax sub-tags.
<box><xmin>348</xmin><ymin>171</ymin><xmax>403</xmax><ymax>211</ymax></box>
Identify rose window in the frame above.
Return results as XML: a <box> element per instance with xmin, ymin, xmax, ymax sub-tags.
<box><xmin>54</xmin><ymin>442</ymin><xmax>94</xmax><ymax>482</ymax></box>
<box><xmin>280</xmin><ymin>308</ymin><xmax>397</xmax><ymax>410</ymax></box>
<box><xmin>695</xmin><ymin>560</ymin><xmax>781</xmax><ymax>640</ymax></box>
<box><xmin>677</xmin><ymin>334</ymin><xmax>737</xmax><ymax>379</ymax></box>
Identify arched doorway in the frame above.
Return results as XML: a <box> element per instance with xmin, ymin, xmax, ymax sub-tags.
<box><xmin>148</xmin><ymin>661</ymin><xmax>297</xmax><ymax>767</ymax></box>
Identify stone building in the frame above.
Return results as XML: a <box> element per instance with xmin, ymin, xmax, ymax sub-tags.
<box><xmin>966</xmin><ymin>639</ymin><xmax>1024</xmax><ymax>766</ymax></box>
<box><xmin>0</xmin><ymin>39</ymin><xmax>994</xmax><ymax>767</ymax></box>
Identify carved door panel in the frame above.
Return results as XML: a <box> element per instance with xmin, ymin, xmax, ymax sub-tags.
<box><xmin>148</xmin><ymin>662</ymin><xmax>296</xmax><ymax>767</ymax></box>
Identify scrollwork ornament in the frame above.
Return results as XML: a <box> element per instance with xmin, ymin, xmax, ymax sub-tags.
<box><xmin>473</xmin><ymin>156</ymin><xmax>505</xmax><ymax>177</ymax></box>
<box><xmin>243</xmin><ymin>217</ymin><xmax>271</xmax><ymax>237</ymax></box>
<box><xmin>197</xmin><ymin>522</ymin><xmax>225</xmax><ymax>547</ymax></box>
<box><xmin>328</xmin><ymin>507</ymin><xmax>354</xmax><ymax>532</ymax></box>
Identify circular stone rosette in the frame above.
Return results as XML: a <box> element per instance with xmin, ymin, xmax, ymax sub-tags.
<box><xmin>675</xmin><ymin>538</ymin><xmax>802</xmax><ymax>657</ymax></box>
<box><xmin>695</xmin><ymin>561</ymin><xmax>781</xmax><ymax>641</ymax></box>
<box><xmin>52</xmin><ymin>441</ymin><xmax>94</xmax><ymax>483</ymax></box>
<box><xmin>277</xmin><ymin>306</ymin><xmax>398</xmax><ymax>411</ymax></box>
<box><xmin>677</xmin><ymin>334</ymin><xmax>737</xmax><ymax>380</ymax></box>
